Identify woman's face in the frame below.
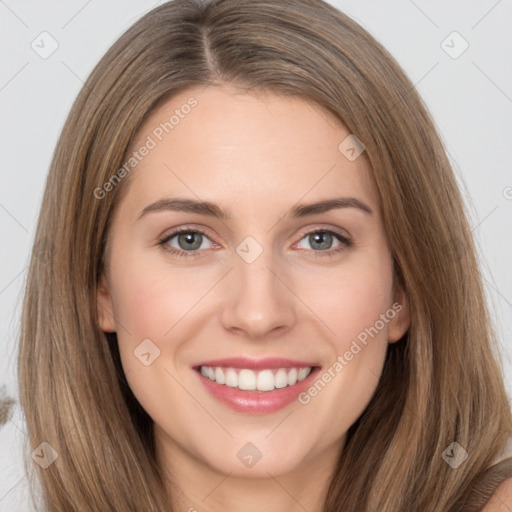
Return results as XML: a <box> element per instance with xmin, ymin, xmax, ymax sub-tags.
<box><xmin>97</xmin><ymin>84</ymin><xmax>409</xmax><ymax>482</ymax></box>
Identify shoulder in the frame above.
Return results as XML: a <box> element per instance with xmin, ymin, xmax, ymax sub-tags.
<box><xmin>481</xmin><ymin>475</ymin><xmax>512</xmax><ymax>511</ymax></box>
<box><xmin>462</xmin><ymin>455</ymin><xmax>512</xmax><ymax>512</ymax></box>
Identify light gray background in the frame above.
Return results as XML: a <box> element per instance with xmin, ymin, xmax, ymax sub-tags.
<box><xmin>1</xmin><ymin>0</ymin><xmax>511</xmax><ymax>509</ymax></box>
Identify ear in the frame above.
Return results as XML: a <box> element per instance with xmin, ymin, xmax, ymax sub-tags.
<box><xmin>387</xmin><ymin>283</ymin><xmax>410</xmax><ymax>344</ymax></box>
<box><xmin>97</xmin><ymin>273</ymin><xmax>116</xmax><ymax>333</ymax></box>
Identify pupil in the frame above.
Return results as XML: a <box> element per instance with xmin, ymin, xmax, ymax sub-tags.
<box><xmin>180</xmin><ymin>233</ymin><xmax>201</xmax><ymax>250</ymax></box>
<box><xmin>312</xmin><ymin>232</ymin><xmax>331</xmax><ymax>250</ymax></box>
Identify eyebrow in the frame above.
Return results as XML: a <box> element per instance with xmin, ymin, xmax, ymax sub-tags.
<box><xmin>137</xmin><ymin>196</ymin><xmax>373</xmax><ymax>221</ymax></box>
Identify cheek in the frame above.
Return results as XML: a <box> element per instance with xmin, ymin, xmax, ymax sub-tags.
<box><xmin>107</xmin><ymin>250</ymin><xmax>219</xmax><ymax>398</ymax></box>
<box><xmin>293</xmin><ymin>253</ymin><xmax>394</xmax><ymax>420</ymax></box>
<box><xmin>107</xmin><ymin>256</ymin><xmax>195</xmax><ymax>429</ymax></box>
<box><xmin>299</xmin><ymin>253</ymin><xmax>394</xmax><ymax>348</ymax></box>
<box><xmin>108</xmin><ymin>252</ymin><xmax>211</xmax><ymax>342</ymax></box>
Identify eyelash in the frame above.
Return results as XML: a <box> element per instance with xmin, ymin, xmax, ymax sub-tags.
<box><xmin>157</xmin><ymin>225</ymin><xmax>353</xmax><ymax>259</ymax></box>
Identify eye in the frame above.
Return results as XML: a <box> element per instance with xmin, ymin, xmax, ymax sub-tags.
<box><xmin>294</xmin><ymin>227</ymin><xmax>352</xmax><ymax>258</ymax></box>
<box><xmin>158</xmin><ymin>225</ymin><xmax>352</xmax><ymax>259</ymax></box>
<box><xmin>158</xmin><ymin>227</ymin><xmax>216</xmax><ymax>258</ymax></box>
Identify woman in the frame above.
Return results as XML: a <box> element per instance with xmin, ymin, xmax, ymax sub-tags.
<box><xmin>18</xmin><ymin>0</ymin><xmax>512</xmax><ymax>510</ymax></box>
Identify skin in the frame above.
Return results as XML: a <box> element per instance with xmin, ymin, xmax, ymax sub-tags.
<box><xmin>483</xmin><ymin>478</ymin><xmax>512</xmax><ymax>511</ymax></box>
<box><xmin>97</xmin><ymin>84</ymin><xmax>410</xmax><ymax>512</ymax></box>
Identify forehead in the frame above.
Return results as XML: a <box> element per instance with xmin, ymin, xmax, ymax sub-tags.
<box><xmin>120</xmin><ymin>84</ymin><xmax>379</xmax><ymax>221</ymax></box>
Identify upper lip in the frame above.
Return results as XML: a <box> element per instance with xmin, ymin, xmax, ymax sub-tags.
<box><xmin>193</xmin><ymin>357</ymin><xmax>318</xmax><ymax>371</ymax></box>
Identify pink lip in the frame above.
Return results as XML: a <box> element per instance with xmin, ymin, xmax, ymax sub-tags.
<box><xmin>192</xmin><ymin>357</ymin><xmax>316</xmax><ymax>370</ymax></box>
<box><xmin>193</xmin><ymin>361</ymin><xmax>321</xmax><ymax>415</ymax></box>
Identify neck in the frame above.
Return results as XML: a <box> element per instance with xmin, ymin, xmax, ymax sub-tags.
<box><xmin>156</xmin><ymin>430</ymin><xmax>343</xmax><ymax>512</ymax></box>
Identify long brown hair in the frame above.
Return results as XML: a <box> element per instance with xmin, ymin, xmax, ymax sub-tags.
<box><xmin>19</xmin><ymin>0</ymin><xmax>512</xmax><ymax>510</ymax></box>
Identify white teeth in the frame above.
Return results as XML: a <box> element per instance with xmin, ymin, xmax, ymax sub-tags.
<box><xmin>199</xmin><ymin>366</ymin><xmax>313</xmax><ymax>392</ymax></box>
<box><xmin>256</xmin><ymin>369</ymin><xmax>275</xmax><ymax>391</ymax></box>
<box><xmin>274</xmin><ymin>368</ymin><xmax>289</xmax><ymax>389</ymax></box>
<box><xmin>215</xmin><ymin>367</ymin><xmax>225</xmax><ymax>384</ymax></box>
<box><xmin>225</xmin><ymin>368</ymin><xmax>238</xmax><ymax>387</ymax></box>
<box><xmin>238</xmin><ymin>369</ymin><xmax>256</xmax><ymax>390</ymax></box>
<box><xmin>298</xmin><ymin>367</ymin><xmax>310</xmax><ymax>381</ymax></box>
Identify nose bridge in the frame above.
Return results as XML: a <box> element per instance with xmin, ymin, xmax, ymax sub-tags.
<box><xmin>220</xmin><ymin>237</ymin><xmax>296</xmax><ymax>338</ymax></box>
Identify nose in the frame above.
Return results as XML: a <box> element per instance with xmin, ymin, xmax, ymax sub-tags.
<box><xmin>220</xmin><ymin>252</ymin><xmax>297</xmax><ymax>340</ymax></box>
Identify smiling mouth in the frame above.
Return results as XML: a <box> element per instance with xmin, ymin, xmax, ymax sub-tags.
<box><xmin>195</xmin><ymin>365</ymin><xmax>316</xmax><ymax>392</ymax></box>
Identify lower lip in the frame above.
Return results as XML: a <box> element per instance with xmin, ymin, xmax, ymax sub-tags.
<box><xmin>195</xmin><ymin>367</ymin><xmax>320</xmax><ymax>415</ymax></box>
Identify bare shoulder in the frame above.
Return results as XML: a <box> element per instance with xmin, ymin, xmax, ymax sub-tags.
<box><xmin>481</xmin><ymin>476</ymin><xmax>512</xmax><ymax>511</ymax></box>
